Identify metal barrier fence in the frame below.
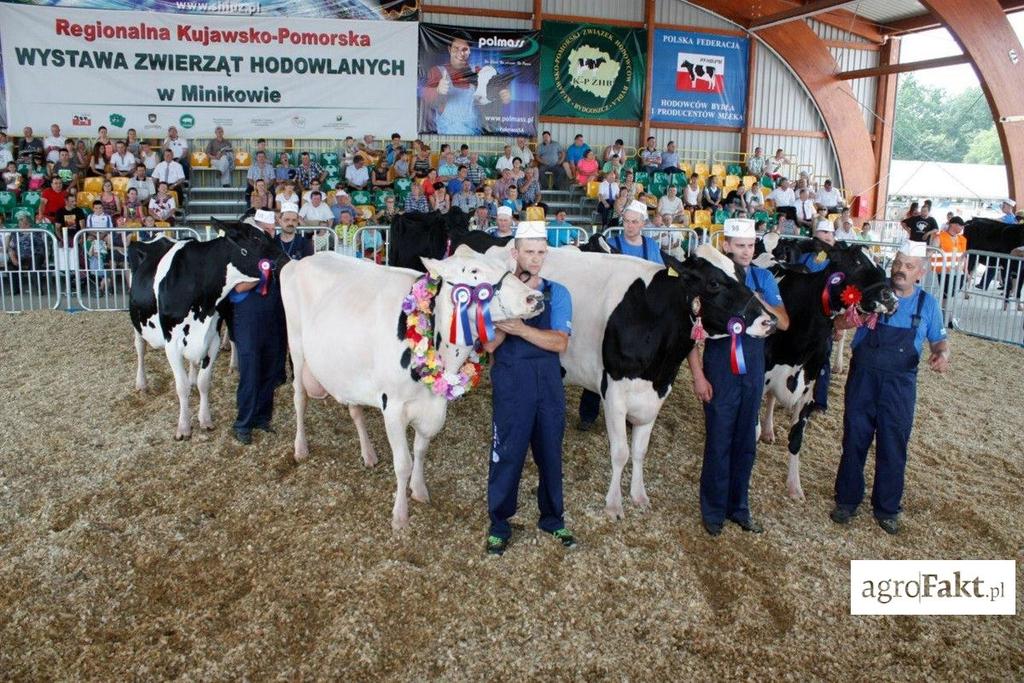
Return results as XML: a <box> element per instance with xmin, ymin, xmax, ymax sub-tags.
<box><xmin>603</xmin><ymin>227</ymin><xmax>702</xmax><ymax>258</ymax></box>
<box><xmin>0</xmin><ymin>228</ymin><xmax>63</xmax><ymax>312</ymax></box>
<box><xmin>548</xmin><ymin>226</ymin><xmax>591</xmax><ymax>247</ymax></box>
<box><xmin>70</xmin><ymin>227</ymin><xmax>202</xmax><ymax>311</ymax></box>
<box><xmin>943</xmin><ymin>249</ymin><xmax>1024</xmax><ymax>346</ymax></box>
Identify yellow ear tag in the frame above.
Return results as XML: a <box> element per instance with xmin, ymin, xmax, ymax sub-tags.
<box><xmin>815</xmin><ymin>250</ymin><xmax>827</xmax><ymax>263</ymax></box>
<box><xmin>667</xmin><ymin>267</ymin><xmax>679</xmax><ymax>277</ymax></box>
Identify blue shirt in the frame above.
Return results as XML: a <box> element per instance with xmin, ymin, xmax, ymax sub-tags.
<box><xmin>446</xmin><ymin>178</ymin><xmax>465</xmax><ymax>196</ymax></box>
<box><xmin>566</xmin><ymin>143</ymin><xmax>590</xmax><ymax>164</ymax></box>
<box><xmin>544</xmin><ymin>279</ymin><xmax>573</xmax><ymax>335</ymax></box>
<box><xmin>745</xmin><ymin>265</ymin><xmax>783</xmax><ymax>307</ymax></box>
<box><xmin>1001</xmin><ymin>213</ymin><xmax>1017</xmax><ymax>224</ymax></box>
<box><xmin>799</xmin><ymin>252</ymin><xmax>830</xmax><ymax>273</ymax></box>
<box><xmin>852</xmin><ymin>286</ymin><xmax>945</xmax><ymax>354</ymax></box>
<box><xmin>611</xmin><ymin>235</ymin><xmax>664</xmax><ymax>265</ymax></box>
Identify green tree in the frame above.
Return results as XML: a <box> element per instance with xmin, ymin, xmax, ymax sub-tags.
<box><xmin>892</xmin><ymin>74</ymin><xmax>996</xmax><ymax>163</ymax></box>
<box><xmin>964</xmin><ymin>126</ymin><xmax>1004</xmax><ymax>165</ymax></box>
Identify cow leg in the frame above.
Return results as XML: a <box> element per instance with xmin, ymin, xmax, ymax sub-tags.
<box><xmin>628</xmin><ymin>421</ymin><xmax>656</xmax><ymax>509</ymax></box>
<box><xmin>410</xmin><ymin>428</ymin><xmax>430</xmax><ymax>504</ymax></box>
<box><xmin>602</xmin><ymin>397</ymin><xmax>630</xmax><ymax>520</ymax></box>
<box><xmin>785</xmin><ymin>395</ymin><xmax>815</xmax><ymax>501</ymax></box>
<box><xmin>188</xmin><ymin>361</ymin><xmax>198</xmax><ymax>389</ymax></box>
<box><xmin>382</xmin><ymin>406</ymin><xmax>413</xmax><ymax>530</ymax></box>
<box><xmin>833</xmin><ymin>330</ymin><xmax>848</xmax><ymax>374</ymax></box>
<box><xmin>196</xmin><ymin>333</ymin><xmax>220</xmax><ymax>431</ymax></box>
<box><xmin>134</xmin><ymin>330</ymin><xmax>148</xmax><ymax>392</ymax></box>
<box><xmin>220</xmin><ymin>326</ymin><xmax>231</xmax><ymax>351</ymax></box>
<box><xmin>349</xmin><ymin>405</ymin><xmax>378</xmax><ymax>468</ymax></box>
<box><xmin>165</xmin><ymin>348</ymin><xmax>192</xmax><ymax>440</ymax></box>
<box><xmin>290</xmin><ymin>347</ymin><xmax>310</xmax><ymax>462</ymax></box>
<box><xmin>229</xmin><ymin>341</ymin><xmax>238</xmax><ymax>371</ymax></box>
<box><xmin>760</xmin><ymin>392</ymin><xmax>777</xmax><ymax>444</ymax></box>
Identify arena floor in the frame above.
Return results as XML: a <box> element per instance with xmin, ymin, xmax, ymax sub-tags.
<box><xmin>1</xmin><ymin>310</ymin><xmax>1021</xmax><ymax>679</ymax></box>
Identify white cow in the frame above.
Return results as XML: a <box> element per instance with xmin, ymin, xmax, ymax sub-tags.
<box><xmin>281</xmin><ymin>246</ymin><xmax>542</xmax><ymax>530</ymax></box>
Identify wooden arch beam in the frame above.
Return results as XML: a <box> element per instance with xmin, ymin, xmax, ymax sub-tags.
<box><xmin>917</xmin><ymin>0</ymin><xmax>1024</xmax><ymax>202</ymax></box>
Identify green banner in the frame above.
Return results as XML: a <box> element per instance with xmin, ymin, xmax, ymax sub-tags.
<box><xmin>540</xmin><ymin>21</ymin><xmax>646</xmax><ymax>120</ymax></box>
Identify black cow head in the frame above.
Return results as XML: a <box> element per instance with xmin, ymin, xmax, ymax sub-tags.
<box><xmin>216</xmin><ymin>218</ymin><xmax>289</xmax><ymax>278</ymax></box>
<box><xmin>799</xmin><ymin>237</ymin><xmax>897</xmax><ymax>316</ymax></box>
<box><xmin>664</xmin><ymin>245</ymin><xmax>776</xmax><ymax>339</ymax></box>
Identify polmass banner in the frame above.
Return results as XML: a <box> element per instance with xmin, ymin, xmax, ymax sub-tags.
<box><xmin>417</xmin><ymin>23</ymin><xmax>540</xmax><ymax>137</ymax></box>
<box><xmin>649</xmin><ymin>28</ymin><xmax>749</xmax><ymax>127</ymax></box>
<box><xmin>539</xmin><ymin>21</ymin><xmax>646</xmax><ymax>120</ymax></box>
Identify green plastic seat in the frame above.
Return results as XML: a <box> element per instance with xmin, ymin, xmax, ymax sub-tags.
<box><xmin>19</xmin><ymin>191</ymin><xmax>41</xmax><ymax>214</ymax></box>
<box><xmin>350</xmin><ymin>190</ymin><xmax>372</xmax><ymax>206</ymax></box>
<box><xmin>374</xmin><ymin>191</ymin><xmax>395</xmax><ymax>209</ymax></box>
<box><xmin>0</xmin><ymin>191</ymin><xmax>16</xmax><ymax>216</ymax></box>
<box><xmin>393</xmin><ymin>177</ymin><xmax>412</xmax><ymax>193</ymax></box>
<box><xmin>649</xmin><ymin>183</ymin><xmax>668</xmax><ymax>198</ymax></box>
<box><xmin>623</xmin><ymin>158</ymin><xmax>638</xmax><ymax>171</ymax></box>
<box><xmin>761</xmin><ymin>175</ymin><xmax>775</xmax><ymax>189</ymax></box>
<box><xmin>320</xmin><ymin>152</ymin><xmax>339</xmax><ymax>166</ymax></box>
<box><xmin>727</xmin><ymin>163</ymin><xmax>743</xmax><ymax>176</ymax></box>
<box><xmin>324</xmin><ymin>165</ymin><xmax>341</xmax><ymax>181</ymax></box>
<box><xmin>651</xmin><ymin>172</ymin><xmax>669</xmax><ymax>186</ymax></box>
<box><xmin>714</xmin><ymin>209</ymin><xmax>730</xmax><ymax>224</ymax></box>
<box><xmin>633</xmin><ymin>171</ymin><xmax>650</xmax><ymax>186</ymax></box>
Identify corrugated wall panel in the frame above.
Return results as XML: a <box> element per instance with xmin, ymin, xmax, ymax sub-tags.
<box><xmin>829</xmin><ymin>47</ymin><xmax>879</xmax><ymax>131</ymax></box>
<box><xmin>648</xmin><ymin>128</ymin><xmax>741</xmax><ymax>163</ymax></box>
<box><xmin>654</xmin><ymin>1</ymin><xmax>739</xmax><ymax>30</ymax></box>
<box><xmin>421</xmin><ymin>11</ymin><xmax>533</xmax><ymax>28</ymax></box>
<box><xmin>806</xmin><ymin>18</ymin><xmax>870</xmax><ymax>44</ymax></box>
<box><xmin>426</xmin><ymin>0</ymin><xmax>530</xmax><ymax>10</ymax></box>
<box><xmin>751</xmin><ymin>46</ymin><xmax>824</xmax><ymax>132</ymax></box>
<box><xmin>542</xmin><ymin>0</ymin><xmax>644</xmax><ymax>22</ymax></box>
<box><xmin>540</xmin><ymin>122</ymin><xmax>643</xmax><ymax>155</ymax></box>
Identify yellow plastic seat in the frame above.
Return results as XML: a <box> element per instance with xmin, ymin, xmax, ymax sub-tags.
<box><xmin>742</xmin><ymin>175</ymin><xmax>757</xmax><ymax>190</ymax></box>
<box><xmin>711</xmin><ymin>163</ymin><xmax>726</xmax><ymax>177</ymax></box>
<box><xmin>694</xmin><ymin>162</ymin><xmax>709</xmax><ymax>176</ymax></box>
<box><xmin>586</xmin><ymin>180</ymin><xmax>600</xmax><ymax>199</ymax></box>
<box><xmin>693</xmin><ymin>209</ymin><xmax>712</xmax><ymax>228</ymax></box>
<box><xmin>82</xmin><ymin>177</ymin><xmax>103</xmax><ymax>194</ymax></box>
<box><xmin>111</xmin><ymin>177</ymin><xmax>129</xmax><ymax>194</ymax></box>
<box><xmin>190</xmin><ymin>151</ymin><xmax>210</xmax><ymax>168</ymax></box>
<box><xmin>525</xmin><ymin>205</ymin><xmax>545</xmax><ymax>221</ymax></box>
<box><xmin>234</xmin><ymin>150</ymin><xmax>252</xmax><ymax>168</ymax></box>
<box><xmin>76</xmin><ymin>191</ymin><xmax>96</xmax><ymax>209</ymax></box>
<box><xmin>724</xmin><ymin>175</ymin><xmax>741</xmax><ymax>193</ymax></box>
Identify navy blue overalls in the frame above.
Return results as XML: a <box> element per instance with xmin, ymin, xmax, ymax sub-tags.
<box><xmin>232</xmin><ymin>270</ymin><xmax>286</xmax><ymax>433</ymax></box>
<box><xmin>834</xmin><ymin>291</ymin><xmax>926</xmax><ymax>520</ymax></box>
<box><xmin>699</xmin><ymin>276</ymin><xmax>767</xmax><ymax>526</ymax></box>
<box><xmin>488</xmin><ymin>281</ymin><xmax>566</xmax><ymax>541</ymax></box>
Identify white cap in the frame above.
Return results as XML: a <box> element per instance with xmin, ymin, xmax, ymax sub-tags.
<box><xmin>1003</xmin><ymin>198</ymin><xmax>1016</xmax><ymax>207</ymax></box>
<box><xmin>254</xmin><ymin>209</ymin><xmax>276</xmax><ymax>225</ymax></box>
<box><xmin>623</xmin><ymin>199</ymin><xmax>648</xmax><ymax>217</ymax></box>
<box><xmin>723</xmin><ymin>218</ymin><xmax>756</xmax><ymax>239</ymax></box>
<box><xmin>898</xmin><ymin>241</ymin><xmax>928</xmax><ymax>258</ymax></box>
<box><xmin>514</xmin><ymin>221</ymin><xmax>547</xmax><ymax>240</ymax></box>
<box><xmin>496</xmin><ymin>205</ymin><xmax>513</xmax><ymax>218</ymax></box>
<box><xmin>336</xmin><ymin>190</ymin><xmax>349</xmax><ymax>198</ymax></box>
<box><xmin>280</xmin><ymin>202</ymin><xmax>299</xmax><ymax>215</ymax></box>
<box><xmin>814</xmin><ymin>219</ymin><xmax>834</xmax><ymax>233</ymax></box>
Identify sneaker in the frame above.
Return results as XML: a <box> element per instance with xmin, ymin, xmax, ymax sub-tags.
<box><xmin>876</xmin><ymin>517</ymin><xmax>901</xmax><ymax>535</ymax></box>
<box><xmin>233</xmin><ymin>429</ymin><xmax>252</xmax><ymax>445</ymax></box>
<box><xmin>550</xmin><ymin>528</ymin><xmax>577</xmax><ymax>548</ymax></box>
<box><xmin>830</xmin><ymin>506</ymin><xmax>859</xmax><ymax>525</ymax></box>
<box><xmin>702</xmin><ymin>520</ymin><xmax>723</xmax><ymax>537</ymax></box>
<box><xmin>485</xmin><ymin>535</ymin><xmax>508</xmax><ymax>556</ymax></box>
<box><xmin>729</xmin><ymin>516</ymin><xmax>764</xmax><ymax>533</ymax></box>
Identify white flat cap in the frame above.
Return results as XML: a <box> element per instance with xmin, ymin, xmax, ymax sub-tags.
<box><xmin>814</xmin><ymin>219</ymin><xmax>834</xmax><ymax>233</ymax></box>
<box><xmin>1003</xmin><ymin>199</ymin><xmax>1016</xmax><ymax>207</ymax></box>
<box><xmin>514</xmin><ymin>221</ymin><xmax>547</xmax><ymax>239</ymax></box>
<box><xmin>280</xmin><ymin>202</ymin><xmax>299</xmax><ymax>215</ymax></box>
<box><xmin>254</xmin><ymin>209</ymin><xmax>276</xmax><ymax>224</ymax></box>
<box><xmin>723</xmin><ymin>218</ymin><xmax>756</xmax><ymax>239</ymax></box>
<box><xmin>623</xmin><ymin>199</ymin><xmax>648</xmax><ymax>216</ymax></box>
<box><xmin>496</xmin><ymin>205</ymin><xmax>513</xmax><ymax>217</ymax></box>
<box><xmin>898</xmin><ymin>241</ymin><xmax>928</xmax><ymax>258</ymax></box>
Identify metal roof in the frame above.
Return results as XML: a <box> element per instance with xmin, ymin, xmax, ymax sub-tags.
<box><xmin>848</xmin><ymin>0</ymin><xmax>930</xmax><ymax>27</ymax></box>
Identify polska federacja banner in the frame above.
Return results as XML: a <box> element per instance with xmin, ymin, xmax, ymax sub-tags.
<box><xmin>417</xmin><ymin>23</ymin><xmax>540</xmax><ymax>137</ymax></box>
<box><xmin>0</xmin><ymin>4</ymin><xmax>418</xmax><ymax>137</ymax></box>
<box><xmin>649</xmin><ymin>28</ymin><xmax>749</xmax><ymax>127</ymax></box>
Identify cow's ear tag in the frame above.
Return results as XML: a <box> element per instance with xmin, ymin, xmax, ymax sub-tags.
<box><xmin>815</xmin><ymin>250</ymin><xmax>827</xmax><ymax>263</ymax></box>
<box><xmin>667</xmin><ymin>267</ymin><xmax>679</xmax><ymax>278</ymax></box>
<box><xmin>217</xmin><ymin>229</ymin><xmax>225</xmax><ymax>238</ymax></box>
<box><xmin>692</xmin><ymin>297</ymin><xmax>701</xmax><ymax>315</ymax></box>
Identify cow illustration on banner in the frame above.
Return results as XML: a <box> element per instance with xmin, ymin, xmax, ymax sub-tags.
<box><xmin>650</xmin><ymin>29</ymin><xmax>748</xmax><ymax>127</ymax></box>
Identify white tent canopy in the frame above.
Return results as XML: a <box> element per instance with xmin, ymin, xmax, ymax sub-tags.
<box><xmin>887</xmin><ymin>160</ymin><xmax>1008</xmax><ymax>201</ymax></box>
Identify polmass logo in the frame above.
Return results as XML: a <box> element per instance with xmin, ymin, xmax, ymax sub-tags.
<box><xmin>553</xmin><ymin>26</ymin><xmax>632</xmax><ymax>115</ymax></box>
<box><xmin>179</xmin><ymin>114</ymin><xmax>195</xmax><ymax>129</ymax></box>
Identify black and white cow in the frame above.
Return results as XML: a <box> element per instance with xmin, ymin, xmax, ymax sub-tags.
<box><xmin>756</xmin><ymin>235</ymin><xmax>897</xmax><ymax>500</ymax></box>
<box><xmin>128</xmin><ymin>219</ymin><xmax>288</xmax><ymax>439</ymax></box>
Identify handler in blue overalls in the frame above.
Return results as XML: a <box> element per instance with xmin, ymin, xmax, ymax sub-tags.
<box><xmin>578</xmin><ymin>200</ymin><xmax>662</xmax><ymax>431</ymax></box>
<box><xmin>483</xmin><ymin>221</ymin><xmax>575</xmax><ymax>556</ymax></box>
<box><xmin>230</xmin><ymin>209</ymin><xmax>287</xmax><ymax>445</ymax></box>
<box><xmin>799</xmin><ymin>219</ymin><xmax>837</xmax><ymax>412</ymax></box>
<box><xmin>687</xmin><ymin>219</ymin><xmax>790</xmax><ymax>536</ymax></box>
<box><xmin>831</xmin><ymin>241</ymin><xmax>949</xmax><ymax>534</ymax></box>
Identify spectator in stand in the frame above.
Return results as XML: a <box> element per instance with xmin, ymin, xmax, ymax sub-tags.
<box><xmin>331</xmin><ymin>190</ymin><xmax>359</xmax><ymax>225</ymax></box>
<box><xmin>495</xmin><ymin>145</ymin><xmax>516</xmax><ymax>173</ymax></box>
<box><xmin>296</xmin><ymin>151</ymin><xmax>326</xmax><ymax>190</ymax></box>
<box><xmin>52</xmin><ymin>149</ymin><xmax>79</xmax><ymax>187</ymax></box>
<box><xmin>54</xmin><ymin>190</ymin><xmax>85</xmax><ymax>244</ymax></box>
<box><xmin>701</xmin><ymin>175</ymin><xmax>723</xmax><ymax>211</ymax></box>
<box><xmin>275</xmin><ymin>151</ymin><xmax>296</xmax><ymax>183</ymax></box>
<box><xmin>520</xmin><ymin>167</ymin><xmax>541</xmax><ymax>208</ymax></box>
<box><xmin>835</xmin><ymin>217</ymin><xmax>857</xmax><ymax>242</ymax></box>
<box><xmin>562</xmin><ymin>134</ymin><xmax>590</xmax><ymax>187</ymax></box>
<box><xmin>43</xmin><ymin>124</ymin><xmax>65</xmax><ymax>165</ymax></box>
<box><xmin>432</xmin><ymin>184</ymin><xmax>452</xmax><ymax>214</ymax></box>
<box><xmin>657</xmin><ymin>184</ymin><xmax>685</xmax><ymax>224</ymax></box>
<box><xmin>95</xmin><ymin>126</ymin><xmax>114</xmax><ymax>159</ymax></box>
<box><xmin>453</xmin><ymin>180</ymin><xmax>480</xmax><ymax>215</ymax></box>
<box><xmin>509</xmin><ymin>157</ymin><xmax>527</xmax><ymax>187</ymax></box>
<box><xmin>489</xmin><ymin>205</ymin><xmax>516</xmax><ymax>238</ymax></box>
<box><xmin>640</xmin><ymin>137</ymin><xmax>662</xmax><ymax>174</ymax></box>
<box><xmin>18</xmin><ymin>126</ymin><xmax>44</xmax><ymax>163</ymax></box>
<box><xmin>125</xmin><ymin>129</ymin><xmax>141</xmax><ymax>157</ymax></box>
<box><xmin>250</xmin><ymin>178</ymin><xmax>274</xmax><ymax>211</ymax></box>
<box><xmin>493</xmin><ymin>167</ymin><xmax>515</xmax><ymax>199</ymax></box>
<box><xmin>744</xmin><ymin>181</ymin><xmax>764</xmax><ymax>213</ymax></box>
<box><xmin>537</xmin><ymin>131</ymin><xmax>566</xmax><ymax>189</ymax></box>
<box><xmin>0</xmin><ymin>130</ymin><xmax>13</xmax><ymax>164</ymax></box>
<box><xmin>999</xmin><ymin>199</ymin><xmax>1017</xmax><ymax>224</ymax></box>
<box><xmin>660</xmin><ymin>141</ymin><xmax>682</xmax><ymax>175</ymax></box>
<box><xmin>765</xmin><ymin>148</ymin><xmax>788</xmax><ymax>182</ymax></box>
<box><xmin>767</xmin><ymin>177</ymin><xmax>797</xmax><ymax>219</ymax></box>
<box><xmin>682</xmin><ymin>173</ymin><xmax>701</xmax><ymax>210</ymax></box>
<box><xmin>3</xmin><ymin>160</ymin><xmax>22</xmax><ymax>197</ymax></box>
<box><xmin>815</xmin><ymin>178</ymin><xmax>842</xmax><ymax>212</ymax></box>
<box><xmin>374</xmin><ymin>194</ymin><xmax>401</xmax><ymax>224</ymax></box>
<box><xmin>148</xmin><ymin>182</ymin><xmax>177</xmax><ymax>224</ymax></box>
<box><xmin>500</xmin><ymin>185</ymin><xmax>522</xmax><ymax>218</ymax></box>
<box><xmin>138</xmin><ymin>141</ymin><xmax>158</xmax><ymax>173</ymax></box>
<box><xmin>745</xmin><ymin>147</ymin><xmax>766</xmax><ymax>178</ymax></box>
<box><xmin>454</xmin><ymin>144</ymin><xmax>471</xmax><ymax>167</ymax></box>
<box><xmin>902</xmin><ymin>202</ymin><xmax>937</xmax><ymax>242</ymax></box>
<box><xmin>99</xmin><ymin>179</ymin><xmax>121</xmax><ymax>217</ymax></box>
<box><xmin>162</xmin><ymin>126</ymin><xmax>190</xmax><ymax>179</ymax></box>
<box><xmin>795</xmin><ymin>188</ymin><xmax>816</xmax><ymax>233</ymax></box>
<box><xmin>393</xmin><ymin>151</ymin><xmax>413</xmax><ymax>180</ymax></box>
<box><xmin>421</xmin><ymin>168</ymin><xmax>440</xmax><ymax>200</ymax></box>
<box><xmin>404</xmin><ymin>181</ymin><xmax>430</xmax><ymax>214</ymax></box>
<box><xmin>469</xmin><ymin>204</ymin><xmax>491</xmax><ymax>231</ymax></box>
<box><xmin>341</xmin><ymin>136</ymin><xmax>359</xmax><ymax>168</ymax></box>
<box><xmin>6</xmin><ymin>212</ymin><xmax>46</xmax><ymax>284</ymax></box>
<box><xmin>372</xmin><ymin>159</ymin><xmax>392</xmax><ymax>190</ymax></box>
<box><xmin>38</xmin><ymin>176</ymin><xmax>67</xmax><ymax>223</ymax></box>
<box><xmin>344</xmin><ymin>154</ymin><xmax>370</xmax><ymax>190</ymax></box>
<box><xmin>121</xmin><ymin>187</ymin><xmax>146</xmax><ymax>226</ymax></box>
<box><xmin>205</xmin><ymin>126</ymin><xmax>235</xmax><ymax>187</ymax></box>
<box><xmin>603</xmin><ymin>139</ymin><xmax>626</xmax><ymax>164</ymax></box>
<box><xmin>110</xmin><ymin>140</ymin><xmax>136</xmax><ymax>177</ymax></box>
<box><xmin>128</xmin><ymin>164</ymin><xmax>155</xmax><ymax>204</ymax></box>
<box><xmin>447</xmin><ymin>165</ymin><xmax>469</xmax><ymax>196</ymax></box>
<box><xmin>512</xmin><ymin>138</ymin><xmax>533</xmax><ymax>167</ymax></box>
<box><xmin>153</xmin><ymin>147</ymin><xmax>187</xmax><ymax>191</ymax></box>
<box><xmin>480</xmin><ymin>185</ymin><xmax>498</xmax><ymax>218</ymax></box>
<box><xmin>437</xmin><ymin>150</ymin><xmax>459</xmax><ymax>181</ymax></box>
<box><xmin>86</xmin><ymin>142</ymin><xmax>107</xmax><ymax>178</ymax></box>
<box><xmin>413</xmin><ymin>145</ymin><xmax>432</xmax><ymax>178</ymax></box>
<box><xmin>547</xmin><ymin>209</ymin><xmax>575</xmax><ymax>246</ymax></box>
<box><xmin>245</xmin><ymin>149</ymin><xmax>275</xmax><ymax>202</ymax></box>
<box><xmin>299</xmin><ymin>190</ymin><xmax>334</xmax><ymax>227</ymax></box>
<box><xmin>575</xmin><ymin>149</ymin><xmax>600</xmax><ymax>187</ymax></box>
<box><xmin>597</xmin><ymin>170</ymin><xmax>620</xmax><ymax>228</ymax></box>
<box><xmin>466</xmin><ymin>153</ymin><xmax>487</xmax><ymax>190</ymax></box>
<box><xmin>385</xmin><ymin>133</ymin><xmax>405</xmax><ymax>166</ymax></box>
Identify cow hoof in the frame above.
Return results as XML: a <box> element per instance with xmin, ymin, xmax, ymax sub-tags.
<box><xmin>391</xmin><ymin>515</ymin><xmax>410</xmax><ymax>531</ymax></box>
<box><xmin>786</xmin><ymin>486</ymin><xmax>805</xmax><ymax>502</ymax></box>
<box><xmin>411</xmin><ymin>490</ymin><xmax>430</xmax><ymax>504</ymax></box>
<box><xmin>631</xmin><ymin>493</ymin><xmax>651</xmax><ymax>510</ymax></box>
<box><xmin>136</xmin><ymin>383</ymin><xmax>148</xmax><ymax>393</ymax></box>
<box><xmin>362</xmin><ymin>448</ymin><xmax>378</xmax><ymax>468</ymax></box>
<box><xmin>174</xmin><ymin>431</ymin><xmax>191</xmax><ymax>441</ymax></box>
<box><xmin>760</xmin><ymin>432</ymin><xmax>775</xmax><ymax>445</ymax></box>
<box><xmin>293</xmin><ymin>445</ymin><xmax>309</xmax><ymax>463</ymax></box>
<box><xmin>201</xmin><ymin>423</ymin><xmax>214</xmax><ymax>432</ymax></box>
<box><xmin>604</xmin><ymin>504</ymin><xmax>625</xmax><ymax>520</ymax></box>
